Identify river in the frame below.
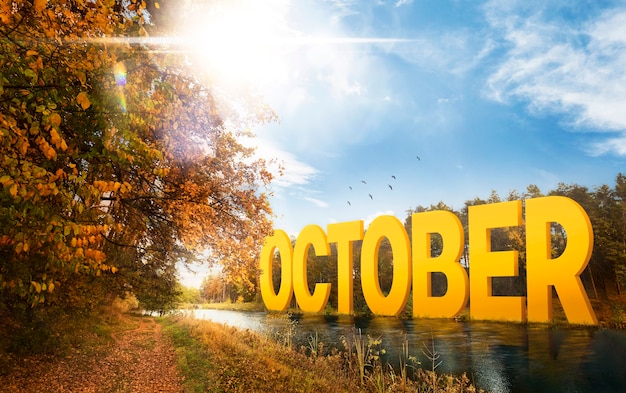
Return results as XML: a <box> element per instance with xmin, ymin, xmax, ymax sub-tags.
<box><xmin>187</xmin><ymin>309</ymin><xmax>626</xmax><ymax>393</ymax></box>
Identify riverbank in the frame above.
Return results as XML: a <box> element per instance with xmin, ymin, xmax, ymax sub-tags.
<box><xmin>0</xmin><ymin>312</ymin><xmax>484</xmax><ymax>392</ymax></box>
<box><xmin>161</xmin><ymin>314</ymin><xmax>484</xmax><ymax>392</ymax></box>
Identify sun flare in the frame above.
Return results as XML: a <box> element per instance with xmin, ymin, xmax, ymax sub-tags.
<box><xmin>177</xmin><ymin>0</ymin><xmax>293</xmax><ymax>90</ymax></box>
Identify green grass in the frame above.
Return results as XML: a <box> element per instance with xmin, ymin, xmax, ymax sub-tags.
<box><xmin>159</xmin><ymin>317</ymin><xmax>215</xmax><ymax>392</ymax></box>
<box><xmin>159</xmin><ymin>315</ymin><xmax>486</xmax><ymax>393</ymax></box>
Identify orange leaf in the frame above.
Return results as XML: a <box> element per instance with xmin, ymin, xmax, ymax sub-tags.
<box><xmin>9</xmin><ymin>184</ymin><xmax>18</xmax><ymax>198</ymax></box>
<box><xmin>33</xmin><ymin>0</ymin><xmax>47</xmax><ymax>13</ymax></box>
<box><xmin>49</xmin><ymin>113</ymin><xmax>61</xmax><ymax>126</ymax></box>
<box><xmin>76</xmin><ymin>92</ymin><xmax>91</xmax><ymax>110</ymax></box>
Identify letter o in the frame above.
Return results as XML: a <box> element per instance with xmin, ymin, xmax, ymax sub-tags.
<box><xmin>259</xmin><ymin>230</ymin><xmax>293</xmax><ymax>311</ymax></box>
<box><xmin>361</xmin><ymin>215</ymin><xmax>411</xmax><ymax>316</ymax></box>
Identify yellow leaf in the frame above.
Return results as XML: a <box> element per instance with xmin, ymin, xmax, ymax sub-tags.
<box><xmin>31</xmin><ymin>281</ymin><xmax>41</xmax><ymax>293</ymax></box>
<box><xmin>155</xmin><ymin>2</ymin><xmax>160</xmax><ymax>9</ymax></box>
<box><xmin>48</xmin><ymin>282</ymin><xmax>55</xmax><ymax>293</ymax></box>
<box><xmin>76</xmin><ymin>92</ymin><xmax>91</xmax><ymax>110</ymax></box>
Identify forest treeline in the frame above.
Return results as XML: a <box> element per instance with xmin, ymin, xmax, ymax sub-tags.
<box><xmin>261</xmin><ymin>177</ymin><xmax>626</xmax><ymax>319</ymax></box>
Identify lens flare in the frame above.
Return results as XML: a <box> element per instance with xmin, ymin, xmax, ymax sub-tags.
<box><xmin>113</xmin><ymin>61</ymin><xmax>127</xmax><ymax>112</ymax></box>
<box><xmin>114</xmin><ymin>61</ymin><xmax>127</xmax><ymax>87</ymax></box>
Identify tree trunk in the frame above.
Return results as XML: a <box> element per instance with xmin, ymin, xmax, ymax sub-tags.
<box><xmin>588</xmin><ymin>266</ymin><xmax>599</xmax><ymax>300</ymax></box>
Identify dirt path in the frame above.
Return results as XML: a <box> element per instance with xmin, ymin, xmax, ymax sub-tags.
<box><xmin>0</xmin><ymin>316</ymin><xmax>184</xmax><ymax>393</ymax></box>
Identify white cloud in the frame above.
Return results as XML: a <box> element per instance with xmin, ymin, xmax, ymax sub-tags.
<box><xmin>394</xmin><ymin>0</ymin><xmax>413</xmax><ymax>8</ymax></box>
<box><xmin>383</xmin><ymin>31</ymin><xmax>495</xmax><ymax>77</ymax></box>
<box><xmin>534</xmin><ymin>168</ymin><xmax>560</xmax><ymax>188</ymax></box>
<box><xmin>324</xmin><ymin>0</ymin><xmax>359</xmax><ymax>24</ymax></box>
<box><xmin>485</xmin><ymin>3</ymin><xmax>626</xmax><ymax>155</ymax></box>
<box><xmin>363</xmin><ymin>210</ymin><xmax>396</xmax><ymax>229</ymax></box>
<box><xmin>271</xmin><ymin>154</ymin><xmax>318</xmax><ymax>188</ymax></box>
<box><xmin>437</xmin><ymin>95</ymin><xmax>463</xmax><ymax>104</ymax></box>
<box><xmin>304</xmin><ymin>197</ymin><xmax>330</xmax><ymax>208</ymax></box>
<box><xmin>250</xmin><ymin>137</ymin><xmax>318</xmax><ymax>189</ymax></box>
<box><xmin>590</xmin><ymin>137</ymin><xmax>626</xmax><ymax>157</ymax></box>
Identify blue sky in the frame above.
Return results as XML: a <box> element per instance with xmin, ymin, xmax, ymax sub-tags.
<box><xmin>250</xmin><ymin>0</ymin><xmax>626</xmax><ymax>236</ymax></box>
<box><xmin>178</xmin><ymin>0</ymin><xmax>626</xmax><ymax>286</ymax></box>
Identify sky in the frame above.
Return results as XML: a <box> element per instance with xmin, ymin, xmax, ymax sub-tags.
<box><xmin>178</xmin><ymin>0</ymin><xmax>626</xmax><ymax>287</ymax></box>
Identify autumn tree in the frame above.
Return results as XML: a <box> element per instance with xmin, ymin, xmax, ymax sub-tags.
<box><xmin>200</xmin><ymin>273</ymin><xmax>228</xmax><ymax>303</ymax></box>
<box><xmin>0</xmin><ymin>0</ymin><xmax>275</xmax><ymax>337</ymax></box>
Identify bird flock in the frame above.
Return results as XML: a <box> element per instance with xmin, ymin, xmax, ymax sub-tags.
<box><xmin>346</xmin><ymin>155</ymin><xmax>420</xmax><ymax>206</ymax></box>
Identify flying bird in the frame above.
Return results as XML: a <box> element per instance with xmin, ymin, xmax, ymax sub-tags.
<box><xmin>391</xmin><ymin>175</ymin><xmax>396</xmax><ymax>180</ymax></box>
<box><xmin>347</xmin><ymin>201</ymin><xmax>351</xmax><ymax>206</ymax></box>
<box><xmin>416</xmin><ymin>155</ymin><xmax>421</xmax><ymax>161</ymax></box>
<box><xmin>349</xmin><ymin>186</ymin><xmax>352</xmax><ymax>190</ymax></box>
<box><xmin>361</xmin><ymin>180</ymin><xmax>367</xmax><ymax>184</ymax></box>
<box><xmin>388</xmin><ymin>184</ymin><xmax>393</xmax><ymax>190</ymax></box>
<box><xmin>369</xmin><ymin>193</ymin><xmax>373</xmax><ymax>200</ymax></box>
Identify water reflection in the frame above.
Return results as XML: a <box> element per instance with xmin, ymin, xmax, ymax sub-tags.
<box><xmin>191</xmin><ymin>309</ymin><xmax>626</xmax><ymax>393</ymax></box>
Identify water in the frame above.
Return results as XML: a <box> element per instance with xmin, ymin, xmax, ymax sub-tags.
<box><xmin>189</xmin><ymin>309</ymin><xmax>626</xmax><ymax>393</ymax></box>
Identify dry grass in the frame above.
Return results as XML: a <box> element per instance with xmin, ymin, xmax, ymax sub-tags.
<box><xmin>161</xmin><ymin>315</ymin><xmax>484</xmax><ymax>393</ymax></box>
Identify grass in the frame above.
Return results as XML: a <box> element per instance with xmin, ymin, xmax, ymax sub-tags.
<box><xmin>159</xmin><ymin>315</ymin><xmax>485</xmax><ymax>393</ymax></box>
<box><xmin>2</xmin><ymin>308</ymin><xmax>485</xmax><ymax>392</ymax></box>
<box><xmin>0</xmin><ymin>305</ymin><xmax>139</xmax><ymax>358</ymax></box>
<box><xmin>160</xmin><ymin>318</ymin><xmax>214</xmax><ymax>392</ymax></box>
<box><xmin>159</xmin><ymin>315</ymin><xmax>358</xmax><ymax>393</ymax></box>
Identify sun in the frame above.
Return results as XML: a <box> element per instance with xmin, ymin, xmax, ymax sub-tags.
<box><xmin>176</xmin><ymin>0</ymin><xmax>293</xmax><ymax>91</ymax></box>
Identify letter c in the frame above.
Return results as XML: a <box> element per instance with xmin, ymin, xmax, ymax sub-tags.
<box><xmin>293</xmin><ymin>225</ymin><xmax>332</xmax><ymax>312</ymax></box>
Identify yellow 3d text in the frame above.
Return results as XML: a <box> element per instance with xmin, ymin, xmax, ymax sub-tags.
<box><xmin>259</xmin><ymin>196</ymin><xmax>597</xmax><ymax>325</ymax></box>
